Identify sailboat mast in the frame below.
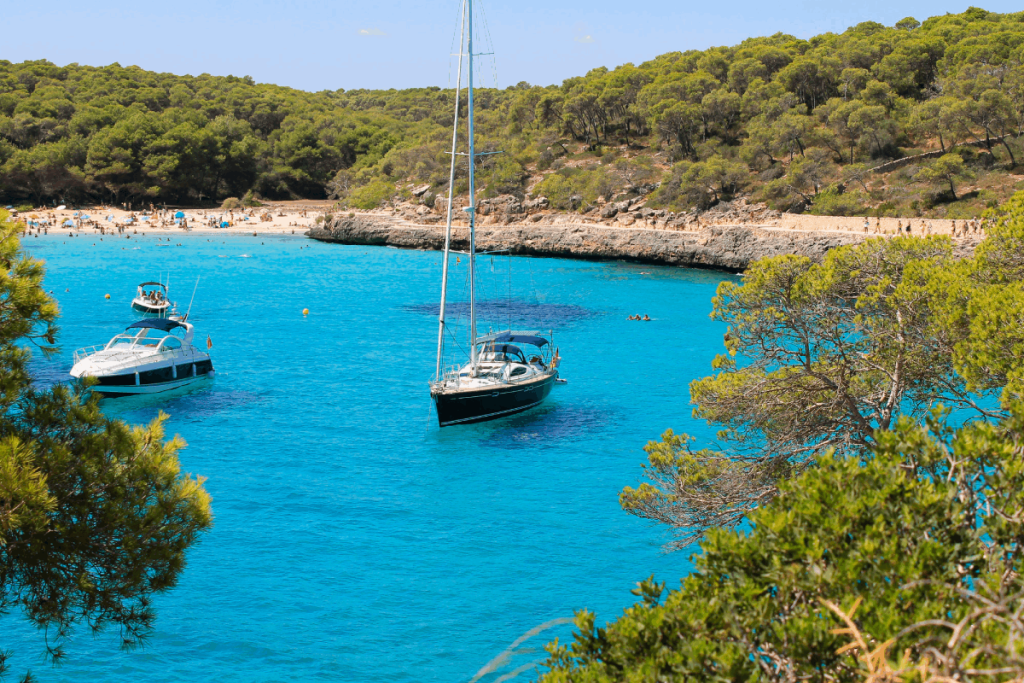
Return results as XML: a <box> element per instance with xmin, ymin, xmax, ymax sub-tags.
<box><xmin>467</xmin><ymin>0</ymin><xmax>478</xmax><ymax>369</ymax></box>
<box><xmin>435</xmin><ymin>0</ymin><xmax>467</xmax><ymax>381</ymax></box>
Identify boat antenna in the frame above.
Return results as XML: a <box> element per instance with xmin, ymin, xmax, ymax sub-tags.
<box><xmin>184</xmin><ymin>277</ymin><xmax>200</xmax><ymax>321</ymax></box>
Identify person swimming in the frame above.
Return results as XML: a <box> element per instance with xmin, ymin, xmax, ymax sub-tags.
<box><xmin>642</xmin><ymin>314</ymin><xmax>651</xmax><ymax>321</ymax></box>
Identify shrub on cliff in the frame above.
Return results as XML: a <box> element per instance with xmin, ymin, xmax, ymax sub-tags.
<box><xmin>347</xmin><ymin>179</ymin><xmax>394</xmax><ymax>210</ymax></box>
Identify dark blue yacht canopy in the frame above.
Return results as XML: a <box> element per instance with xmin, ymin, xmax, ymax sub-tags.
<box><xmin>127</xmin><ymin>319</ymin><xmax>185</xmax><ymax>332</ymax></box>
<box><xmin>483</xmin><ymin>331</ymin><xmax>548</xmax><ymax>348</ymax></box>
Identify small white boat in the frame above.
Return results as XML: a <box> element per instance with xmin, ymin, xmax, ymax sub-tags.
<box><xmin>70</xmin><ymin>319</ymin><xmax>214</xmax><ymax>397</ymax></box>
<box><xmin>132</xmin><ymin>281</ymin><xmax>175</xmax><ymax>315</ymax></box>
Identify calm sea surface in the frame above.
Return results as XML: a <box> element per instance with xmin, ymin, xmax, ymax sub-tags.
<box><xmin>6</xmin><ymin>231</ymin><xmax>736</xmax><ymax>682</ymax></box>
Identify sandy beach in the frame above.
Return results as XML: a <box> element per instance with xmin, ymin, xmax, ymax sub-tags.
<box><xmin>7</xmin><ymin>197</ymin><xmax>989</xmax><ymax>242</ymax></box>
<box><xmin>8</xmin><ymin>200</ymin><xmax>336</xmax><ymax>237</ymax></box>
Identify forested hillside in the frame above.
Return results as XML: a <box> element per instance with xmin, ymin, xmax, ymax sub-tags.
<box><xmin>3</xmin><ymin>6</ymin><xmax>1024</xmax><ymax>218</ymax></box>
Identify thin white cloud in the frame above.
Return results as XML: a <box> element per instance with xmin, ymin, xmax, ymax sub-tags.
<box><xmin>358</xmin><ymin>28</ymin><xmax>386</xmax><ymax>36</ymax></box>
<box><xmin>574</xmin><ymin>34</ymin><xmax>595</xmax><ymax>44</ymax></box>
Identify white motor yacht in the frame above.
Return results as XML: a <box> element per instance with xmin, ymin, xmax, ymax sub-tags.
<box><xmin>70</xmin><ymin>319</ymin><xmax>214</xmax><ymax>397</ymax></box>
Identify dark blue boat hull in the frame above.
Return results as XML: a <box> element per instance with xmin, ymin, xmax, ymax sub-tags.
<box><xmin>433</xmin><ymin>372</ymin><xmax>556</xmax><ymax>426</ymax></box>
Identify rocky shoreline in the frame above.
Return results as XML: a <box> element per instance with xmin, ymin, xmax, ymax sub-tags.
<box><xmin>307</xmin><ymin>215</ymin><xmax>871</xmax><ymax>272</ymax></box>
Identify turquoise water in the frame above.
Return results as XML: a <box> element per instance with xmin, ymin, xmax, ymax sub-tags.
<box><xmin>7</xmin><ymin>231</ymin><xmax>735</xmax><ymax>682</ymax></box>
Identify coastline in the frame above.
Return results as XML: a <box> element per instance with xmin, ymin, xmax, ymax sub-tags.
<box><xmin>308</xmin><ymin>215</ymin><xmax>982</xmax><ymax>272</ymax></box>
<box><xmin>10</xmin><ymin>202</ymin><xmax>984</xmax><ymax>271</ymax></box>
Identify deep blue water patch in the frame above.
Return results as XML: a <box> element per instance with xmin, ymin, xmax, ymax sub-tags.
<box><xmin>4</xmin><ymin>232</ymin><xmax>737</xmax><ymax>683</ymax></box>
<box><xmin>403</xmin><ymin>298</ymin><xmax>598</xmax><ymax>328</ymax></box>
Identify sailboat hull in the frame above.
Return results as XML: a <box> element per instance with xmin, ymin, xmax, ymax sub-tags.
<box><xmin>433</xmin><ymin>372</ymin><xmax>557</xmax><ymax>426</ymax></box>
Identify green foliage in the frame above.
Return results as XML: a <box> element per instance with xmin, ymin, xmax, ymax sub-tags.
<box><xmin>482</xmin><ymin>156</ymin><xmax>526</xmax><ymax>197</ymax></box>
<box><xmin>623</xmin><ymin>234</ymin><xmax>1013</xmax><ymax>545</ymax></box>
<box><xmin>533</xmin><ymin>166</ymin><xmax>620</xmax><ymax>211</ymax></box>
<box><xmin>807</xmin><ymin>185</ymin><xmax>867</xmax><ymax>215</ymax></box>
<box><xmin>546</xmin><ymin>408</ymin><xmax>1024</xmax><ymax>682</ymax></box>
<box><xmin>347</xmin><ymin>178</ymin><xmax>394</xmax><ymax>209</ymax></box>
<box><xmin>652</xmin><ymin>156</ymin><xmax>747</xmax><ymax>209</ymax></box>
<box><xmin>918</xmin><ymin>152</ymin><xmax>975</xmax><ymax>199</ymax></box>
<box><xmin>3</xmin><ymin>7</ymin><xmax>1024</xmax><ymax>213</ymax></box>
<box><xmin>0</xmin><ymin>212</ymin><xmax>212</xmax><ymax>676</ymax></box>
<box><xmin>220</xmin><ymin>196</ymin><xmax>241</xmax><ymax>209</ymax></box>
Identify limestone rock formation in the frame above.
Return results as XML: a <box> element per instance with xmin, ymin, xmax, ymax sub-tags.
<box><xmin>308</xmin><ymin>215</ymin><xmax>868</xmax><ymax>272</ymax></box>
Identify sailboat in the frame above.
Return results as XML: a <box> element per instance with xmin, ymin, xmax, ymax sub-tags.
<box><xmin>429</xmin><ymin>0</ymin><xmax>561</xmax><ymax>427</ymax></box>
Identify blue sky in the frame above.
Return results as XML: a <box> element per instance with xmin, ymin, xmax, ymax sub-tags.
<box><xmin>3</xmin><ymin>0</ymin><xmax>1021</xmax><ymax>91</ymax></box>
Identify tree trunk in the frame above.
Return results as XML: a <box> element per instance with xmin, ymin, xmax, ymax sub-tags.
<box><xmin>1000</xmin><ymin>135</ymin><xmax>1017</xmax><ymax>167</ymax></box>
<box><xmin>948</xmin><ymin>177</ymin><xmax>957</xmax><ymax>200</ymax></box>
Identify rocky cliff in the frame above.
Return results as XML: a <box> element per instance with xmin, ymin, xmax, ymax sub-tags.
<box><xmin>308</xmin><ymin>215</ymin><xmax>870</xmax><ymax>272</ymax></box>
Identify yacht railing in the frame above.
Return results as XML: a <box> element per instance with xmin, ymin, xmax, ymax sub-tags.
<box><xmin>73</xmin><ymin>345</ymin><xmax>108</xmax><ymax>364</ymax></box>
<box><xmin>439</xmin><ymin>365</ymin><xmax>463</xmax><ymax>385</ymax></box>
<box><xmin>73</xmin><ymin>345</ymin><xmax>197</xmax><ymax>372</ymax></box>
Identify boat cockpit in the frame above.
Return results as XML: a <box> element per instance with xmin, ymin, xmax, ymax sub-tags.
<box><xmin>136</xmin><ymin>282</ymin><xmax>169</xmax><ymax>305</ymax></box>
<box><xmin>104</xmin><ymin>319</ymin><xmax>194</xmax><ymax>353</ymax></box>
<box><xmin>451</xmin><ymin>332</ymin><xmax>555</xmax><ymax>385</ymax></box>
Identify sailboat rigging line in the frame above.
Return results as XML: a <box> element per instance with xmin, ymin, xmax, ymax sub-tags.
<box><xmin>440</xmin><ymin>263</ymin><xmax>472</xmax><ymax>374</ymax></box>
<box><xmin>467</xmin><ymin>0</ymin><xmax>478</xmax><ymax>372</ymax></box>
<box><xmin>435</xmin><ymin>0</ymin><xmax>467</xmax><ymax>382</ymax></box>
<box><xmin>446</xmin><ymin>0</ymin><xmax>462</xmax><ymax>91</ymax></box>
<box><xmin>477</xmin><ymin>0</ymin><xmax>499</xmax><ymax>87</ymax></box>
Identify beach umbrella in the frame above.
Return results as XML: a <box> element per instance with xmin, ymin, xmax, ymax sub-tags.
<box><xmin>125</xmin><ymin>218</ymin><xmax>134</xmax><ymax>224</ymax></box>
<box><xmin>5</xmin><ymin>206</ymin><xmax>12</xmax><ymax>210</ymax></box>
<box><xmin>82</xmin><ymin>215</ymin><xmax>90</xmax><ymax>219</ymax></box>
<box><xmin>55</xmin><ymin>205</ymin><xmax>66</xmax><ymax>210</ymax></box>
<box><xmin>63</xmin><ymin>220</ymin><xmax>74</xmax><ymax>227</ymax></box>
<box><xmin>175</xmin><ymin>211</ymin><xmax>185</xmax><ymax>218</ymax></box>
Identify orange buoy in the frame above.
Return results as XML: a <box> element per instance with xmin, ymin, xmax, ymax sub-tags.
<box><xmin>302</xmin><ymin>308</ymin><xmax>309</xmax><ymax>316</ymax></box>
<box><xmin>104</xmin><ymin>293</ymin><xmax>111</xmax><ymax>299</ymax></box>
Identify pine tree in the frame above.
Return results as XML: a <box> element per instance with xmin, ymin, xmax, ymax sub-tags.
<box><xmin>0</xmin><ymin>211</ymin><xmax>212</xmax><ymax>679</ymax></box>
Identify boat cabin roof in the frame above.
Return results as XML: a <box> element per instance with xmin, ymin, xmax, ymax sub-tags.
<box><xmin>127</xmin><ymin>319</ymin><xmax>184</xmax><ymax>332</ymax></box>
<box><xmin>475</xmin><ymin>330</ymin><xmax>549</xmax><ymax>348</ymax></box>
<box><xmin>479</xmin><ymin>343</ymin><xmax>526</xmax><ymax>360</ymax></box>
<box><xmin>138</xmin><ymin>282</ymin><xmax>167</xmax><ymax>291</ymax></box>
